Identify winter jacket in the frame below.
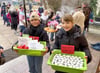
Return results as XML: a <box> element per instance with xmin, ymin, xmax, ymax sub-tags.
<box><xmin>10</xmin><ymin>11</ymin><xmax>19</xmax><ymax>30</ymax></box>
<box><xmin>23</xmin><ymin>24</ymin><xmax>50</xmax><ymax>51</ymax></box>
<box><xmin>1</xmin><ymin>5</ymin><xmax>6</xmax><ymax>15</ymax></box>
<box><xmin>83</xmin><ymin>7</ymin><xmax>91</xmax><ymax>26</ymax></box>
<box><xmin>38</xmin><ymin>7</ymin><xmax>44</xmax><ymax>14</ymax></box>
<box><xmin>7</xmin><ymin>13</ymin><xmax>11</xmax><ymax>23</ymax></box>
<box><xmin>10</xmin><ymin>11</ymin><xmax>19</xmax><ymax>25</ymax></box>
<box><xmin>52</xmin><ymin>25</ymin><xmax>92</xmax><ymax>63</ymax></box>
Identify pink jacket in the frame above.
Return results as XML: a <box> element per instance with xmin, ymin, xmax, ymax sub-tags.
<box><xmin>7</xmin><ymin>13</ymin><xmax>11</xmax><ymax>23</ymax></box>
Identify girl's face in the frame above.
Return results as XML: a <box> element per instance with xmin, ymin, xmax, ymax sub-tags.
<box><xmin>30</xmin><ymin>19</ymin><xmax>40</xmax><ymax>27</ymax></box>
<box><xmin>61</xmin><ymin>19</ymin><xmax>73</xmax><ymax>31</ymax></box>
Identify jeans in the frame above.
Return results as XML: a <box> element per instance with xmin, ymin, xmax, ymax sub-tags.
<box><xmin>19</xmin><ymin>25</ymin><xmax>25</xmax><ymax>33</ymax></box>
<box><xmin>27</xmin><ymin>56</ymin><xmax>43</xmax><ymax>73</ymax></box>
<box><xmin>3</xmin><ymin>14</ymin><xmax>8</xmax><ymax>25</ymax></box>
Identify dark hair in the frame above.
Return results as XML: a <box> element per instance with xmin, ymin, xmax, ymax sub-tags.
<box><xmin>20</xmin><ymin>4</ymin><xmax>22</xmax><ymax>7</ymax></box>
<box><xmin>3</xmin><ymin>2</ymin><xmax>5</xmax><ymax>5</ymax></box>
<box><xmin>30</xmin><ymin>10</ymin><xmax>33</xmax><ymax>13</ymax></box>
<box><xmin>48</xmin><ymin>11</ymin><xmax>54</xmax><ymax>19</ymax></box>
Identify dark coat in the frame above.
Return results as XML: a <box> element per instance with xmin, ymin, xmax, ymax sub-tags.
<box><xmin>83</xmin><ymin>7</ymin><xmax>91</xmax><ymax>27</ymax></box>
<box><xmin>10</xmin><ymin>11</ymin><xmax>19</xmax><ymax>30</ymax></box>
<box><xmin>52</xmin><ymin>25</ymin><xmax>92</xmax><ymax>63</ymax></box>
<box><xmin>38</xmin><ymin>7</ymin><xmax>44</xmax><ymax>14</ymax></box>
<box><xmin>23</xmin><ymin>24</ymin><xmax>50</xmax><ymax>51</ymax></box>
<box><xmin>10</xmin><ymin>11</ymin><xmax>19</xmax><ymax>25</ymax></box>
<box><xmin>1</xmin><ymin>5</ymin><xmax>6</xmax><ymax>15</ymax></box>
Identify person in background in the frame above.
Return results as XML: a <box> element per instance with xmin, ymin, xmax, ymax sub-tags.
<box><xmin>19</xmin><ymin>7</ymin><xmax>26</xmax><ymax>36</ymax></box>
<box><xmin>7</xmin><ymin>10</ymin><xmax>11</xmax><ymax>26</ymax></box>
<box><xmin>38</xmin><ymin>5</ymin><xmax>44</xmax><ymax>15</ymax></box>
<box><xmin>6</xmin><ymin>4</ymin><xmax>11</xmax><ymax>13</ymax></box>
<box><xmin>73</xmin><ymin>7</ymin><xmax>85</xmax><ymax>33</ymax></box>
<box><xmin>9</xmin><ymin>6</ymin><xmax>19</xmax><ymax>34</ymax></box>
<box><xmin>47</xmin><ymin>14</ymin><xmax>59</xmax><ymax>41</ymax></box>
<box><xmin>1</xmin><ymin>3</ymin><xmax>7</xmax><ymax>25</ymax></box>
<box><xmin>89</xmin><ymin>7</ymin><xmax>94</xmax><ymax>25</ymax></box>
<box><xmin>52</xmin><ymin>14</ymin><xmax>92</xmax><ymax>73</ymax></box>
<box><xmin>6</xmin><ymin>5</ymin><xmax>11</xmax><ymax>26</ymax></box>
<box><xmin>55</xmin><ymin>12</ymin><xmax>61</xmax><ymax>23</ymax></box>
<box><xmin>23</xmin><ymin>12</ymin><xmax>50</xmax><ymax>73</ymax></box>
<box><xmin>41</xmin><ymin>10</ymin><xmax>49</xmax><ymax>27</ymax></box>
<box><xmin>82</xmin><ymin>2</ymin><xmax>91</xmax><ymax>32</ymax></box>
<box><xmin>29</xmin><ymin>2</ymin><xmax>32</xmax><ymax>12</ymax></box>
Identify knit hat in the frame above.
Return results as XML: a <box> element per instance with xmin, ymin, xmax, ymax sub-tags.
<box><xmin>29</xmin><ymin>12</ymin><xmax>40</xmax><ymax>21</ymax></box>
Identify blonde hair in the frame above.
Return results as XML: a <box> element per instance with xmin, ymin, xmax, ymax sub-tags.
<box><xmin>62</xmin><ymin>14</ymin><xmax>73</xmax><ymax>23</ymax></box>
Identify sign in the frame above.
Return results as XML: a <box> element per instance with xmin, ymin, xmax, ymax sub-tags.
<box><xmin>61</xmin><ymin>45</ymin><xmax>75</xmax><ymax>54</ymax></box>
<box><xmin>29</xmin><ymin>36</ymin><xmax>39</xmax><ymax>41</ymax></box>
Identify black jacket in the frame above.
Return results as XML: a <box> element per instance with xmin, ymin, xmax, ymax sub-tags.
<box><xmin>1</xmin><ymin>5</ymin><xmax>6</xmax><ymax>15</ymax></box>
<box><xmin>38</xmin><ymin>7</ymin><xmax>44</xmax><ymax>14</ymax></box>
<box><xmin>10</xmin><ymin>11</ymin><xmax>19</xmax><ymax>25</ymax></box>
<box><xmin>52</xmin><ymin>25</ymin><xmax>92</xmax><ymax>63</ymax></box>
<box><xmin>23</xmin><ymin>24</ymin><xmax>50</xmax><ymax>51</ymax></box>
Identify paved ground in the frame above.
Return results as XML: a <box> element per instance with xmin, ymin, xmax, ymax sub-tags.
<box><xmin>0</xmin><ymin>17</ymin><xmax>100</xmax><ymax>73</ymax></box>
<box><xmin>0</xmin><ymin>17</ymin><xmax>19</xmax><ymax>62</ymax></box>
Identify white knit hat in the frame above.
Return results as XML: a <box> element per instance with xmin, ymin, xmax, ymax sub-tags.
<box><xmin>29</xmin><ymin>12</ymin><xmax>40</xmax><ymax>21</ymax></box>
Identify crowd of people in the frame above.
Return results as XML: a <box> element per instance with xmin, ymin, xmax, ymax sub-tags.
<box><xmin>0</xmin><ymin>2</ymin><xmax>93</xmax><ymax>73</ymax></box>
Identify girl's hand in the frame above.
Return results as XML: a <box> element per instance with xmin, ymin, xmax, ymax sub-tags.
<box><xmin>55</xmin><ymin>29</ymin><xmax>58</xmax><ymax>32</ymax></box>
<box><xmin>85</xmin><ymin>56</ymin><xmax>88</xmax><ymax>63</ymax></box>
<box><xmin>42</xmin><ymin>47</ymin><xmax>48</xmax><ymax>56</ymax></box>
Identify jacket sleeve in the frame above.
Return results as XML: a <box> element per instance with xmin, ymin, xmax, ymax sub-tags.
<box><xmin>51</xmin><ymin>35</ymin><xmax>60</xmax><ymax>51</ymax></box>
<box><xmin>23</xmin><ymin>28</ymin><xmax>29</xmax><ymax>34</ymax></box>
<box><xmin>79</xmin><ymin>35</ymin><xmax>92</xmax><ymax>63</ymax></box>
<box><xmin>42</xmin><ymin>31</ymin><xmax>50</xmax><ymax>52</ymax></box>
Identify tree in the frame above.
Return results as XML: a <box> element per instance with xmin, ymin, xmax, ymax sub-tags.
<box><xmin>47</xmin><ymin>0</ymin><xmax>62</xmax><ymax>12</ymax></box>
<box><xmin>43</xmin><ymin>0</ymin><xmax>47</xmax><ymax>9</ymax></box>
<box><xmin>90</xmin><ymin>0</ymin><xmax>97</xmax><ymax>15</ymax></box>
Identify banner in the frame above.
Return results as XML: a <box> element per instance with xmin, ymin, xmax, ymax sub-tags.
<box><xmin>34</xmin><ymin>0</ymin><xmax>40</xmax><ymax>2</ymax></box>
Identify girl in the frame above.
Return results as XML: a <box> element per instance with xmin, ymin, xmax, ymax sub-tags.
<box><xmin>52</xmin><ymin>14</ymin><xmax>92</xmax><ymax>73</ymax></box>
